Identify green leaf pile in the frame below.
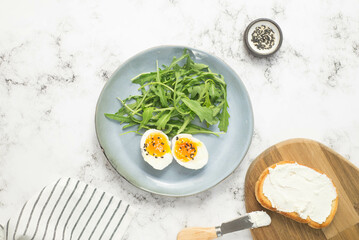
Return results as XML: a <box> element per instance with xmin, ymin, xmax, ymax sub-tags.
<box><xmin>105</xmin><ymin>50</ymin><xmax>230</xmax><ymax>137</ymax></box>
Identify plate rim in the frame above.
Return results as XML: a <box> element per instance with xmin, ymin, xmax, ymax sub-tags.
<box><xmin>95</xmin><ymin>45</ymin><xmax>254</xmax><ymax>197</ymax></box>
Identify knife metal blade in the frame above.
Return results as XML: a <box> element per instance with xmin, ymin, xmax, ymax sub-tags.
<box><xmin>219</xmin><ymin>215</ymin><xmax>254</xmax><ymax>236</ymax></box>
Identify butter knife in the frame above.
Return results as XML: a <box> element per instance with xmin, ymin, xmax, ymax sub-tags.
<box><xmin>177</xmin><ymin>211</ymin><xmax>271</xmax><ymax>240</ymax></box>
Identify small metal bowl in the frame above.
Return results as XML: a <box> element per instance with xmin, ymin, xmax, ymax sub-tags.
<box><xmin>244</xmin><ymin>18</ymin><xmax>283</xmax><ymax>57</ymax></box>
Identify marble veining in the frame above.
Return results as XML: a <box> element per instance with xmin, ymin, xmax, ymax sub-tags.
<box><xmin>1</xmin><ymin>0</ymin><xmax>359</xmax><ymax>239</ymax></box>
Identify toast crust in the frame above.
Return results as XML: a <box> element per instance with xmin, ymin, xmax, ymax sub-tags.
<box><xmin>255</xmin><ymin>161</ymin><xmax>338</xmax><ymax>229</ymax></box>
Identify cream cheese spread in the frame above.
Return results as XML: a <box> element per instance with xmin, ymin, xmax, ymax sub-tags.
<box><xmin>262</xmin><ymin>162</ymin><xmax>337</xmax><ymax>224</ymax></box>
<box><xmin>248</xmin><ymin>211</ymin><xmax>271</xmax><ymax>228</ymax></box>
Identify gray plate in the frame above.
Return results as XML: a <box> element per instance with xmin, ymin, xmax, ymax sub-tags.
<box><xmin>95</xmin><ymin>46</ymin><xmax>253</xmax><ymax>196</ymax></box>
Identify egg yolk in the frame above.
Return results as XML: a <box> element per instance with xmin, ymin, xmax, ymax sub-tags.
<box><xmin>143</xmin><ymin>133</ymin><xmax>171</xmax><ymax>158</ymax></box>
<box><xmin>174</xmin><ymin>137</ymin><xmax>199</xmax><ymax>162</ymax></box>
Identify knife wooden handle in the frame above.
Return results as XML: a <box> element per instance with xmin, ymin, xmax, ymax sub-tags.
<box><xmin>177</xmin><ymin>227</ymin><xmax>218</xmax><ymax>240</ymax></box>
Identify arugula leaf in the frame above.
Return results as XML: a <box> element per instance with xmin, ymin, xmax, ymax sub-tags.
<box><xmin>156</xmin><ymin>111</ymin><xmax>172</xmax><ymax>130</ymax></box>
<box><xmin>176</xmin><ymin>115</ymin><xmax>193</xmax><ymax>134</ymax></box>
<box><xmin>181</xmin><ymin>98</ymin><xmax>217</xmax><ymax>125</ymax></box>
<box><xmin>184</xmin><ymin>124</ymin><xmax>222</xmax><ymax>136</ymax></box>
<box><xmin>105</xmin><ymin>113</ymin><xmax>130</xmax><ymax>123</ymax></box>
<box><xmin>218</xmin><ymin>85</ymin><xmax>230</xmax><ymax>132</ymax></box>
<box><xmin>192</xmin><ymin>63</ymin><xmax>209</xmax><ymax>71</ymax></box>
<box><xmin>105</xmin><ymin>49</ymin><xmax>230</xmax><ymax>137</ymax></box>
<box><xmin>155</xmin><ymin>61</ymin><xmax>168</xmax><ymax>107</ymax></box>
<box><xmin>141</xmin><ymin>107</ymin><xmax>154</xmax><ymax>125</ymax></box>
<box><xmin>123</xmin><ymin>122</ymin><xmax>137</xmax><ymax>129</ymax></box>
<box><xmin>212</xmin><ymin>102</ymin><xmax>224</xmax><ymax>116</ymax></box>
<box><xmin>132</xmin><ymin>72</ymin><xmax>156</xmax><ymax>85</ymax></box>
<box><xmin>188</xmin><ymin>85</ymin><xmax>202</xmax><ymax>98</ymax></box>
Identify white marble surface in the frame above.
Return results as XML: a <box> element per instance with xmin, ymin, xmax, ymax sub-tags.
<box><xmin>1</xmin><ymin>0</ymin><xmax>359</xmax><ymax>239</ymax></box>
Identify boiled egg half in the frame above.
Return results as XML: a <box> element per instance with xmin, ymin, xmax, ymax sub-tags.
<box><xmin>140</xmin><ymin>129</ymin><xmax>173</xmax><ymax>170</ymax></box>
<box><xmin>171</xmin><ymin>134</ymin><xmax>208</xmax><ymax>170</ymax></box>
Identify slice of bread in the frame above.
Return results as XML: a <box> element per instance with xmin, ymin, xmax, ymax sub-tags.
<box><xmin>255</xmin><ymin>161</ymin><xmax>338</xmax><ymax>229</ymax></box>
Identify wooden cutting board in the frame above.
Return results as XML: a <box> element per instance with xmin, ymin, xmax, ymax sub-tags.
<box><xmin>244</xmin><ymin>138</ymin><xmax>359</xmax><ymax>240</ymax></box>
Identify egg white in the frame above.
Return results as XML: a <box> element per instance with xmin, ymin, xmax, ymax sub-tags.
<box><xmin>140</xmin><ymin>129</ymin><xmax>172</xmax><ymax>170</ymax></box>
<box><xmin>171</xmin><ymin>134</ymin><xmax>208</xmax><ymax>170</ymax></box>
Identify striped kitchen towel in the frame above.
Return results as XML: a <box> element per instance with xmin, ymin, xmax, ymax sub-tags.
<box><xmin>1</xmin><ymin>178</ymin><xmax>136</xmax><ymax>240</ymax></box>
